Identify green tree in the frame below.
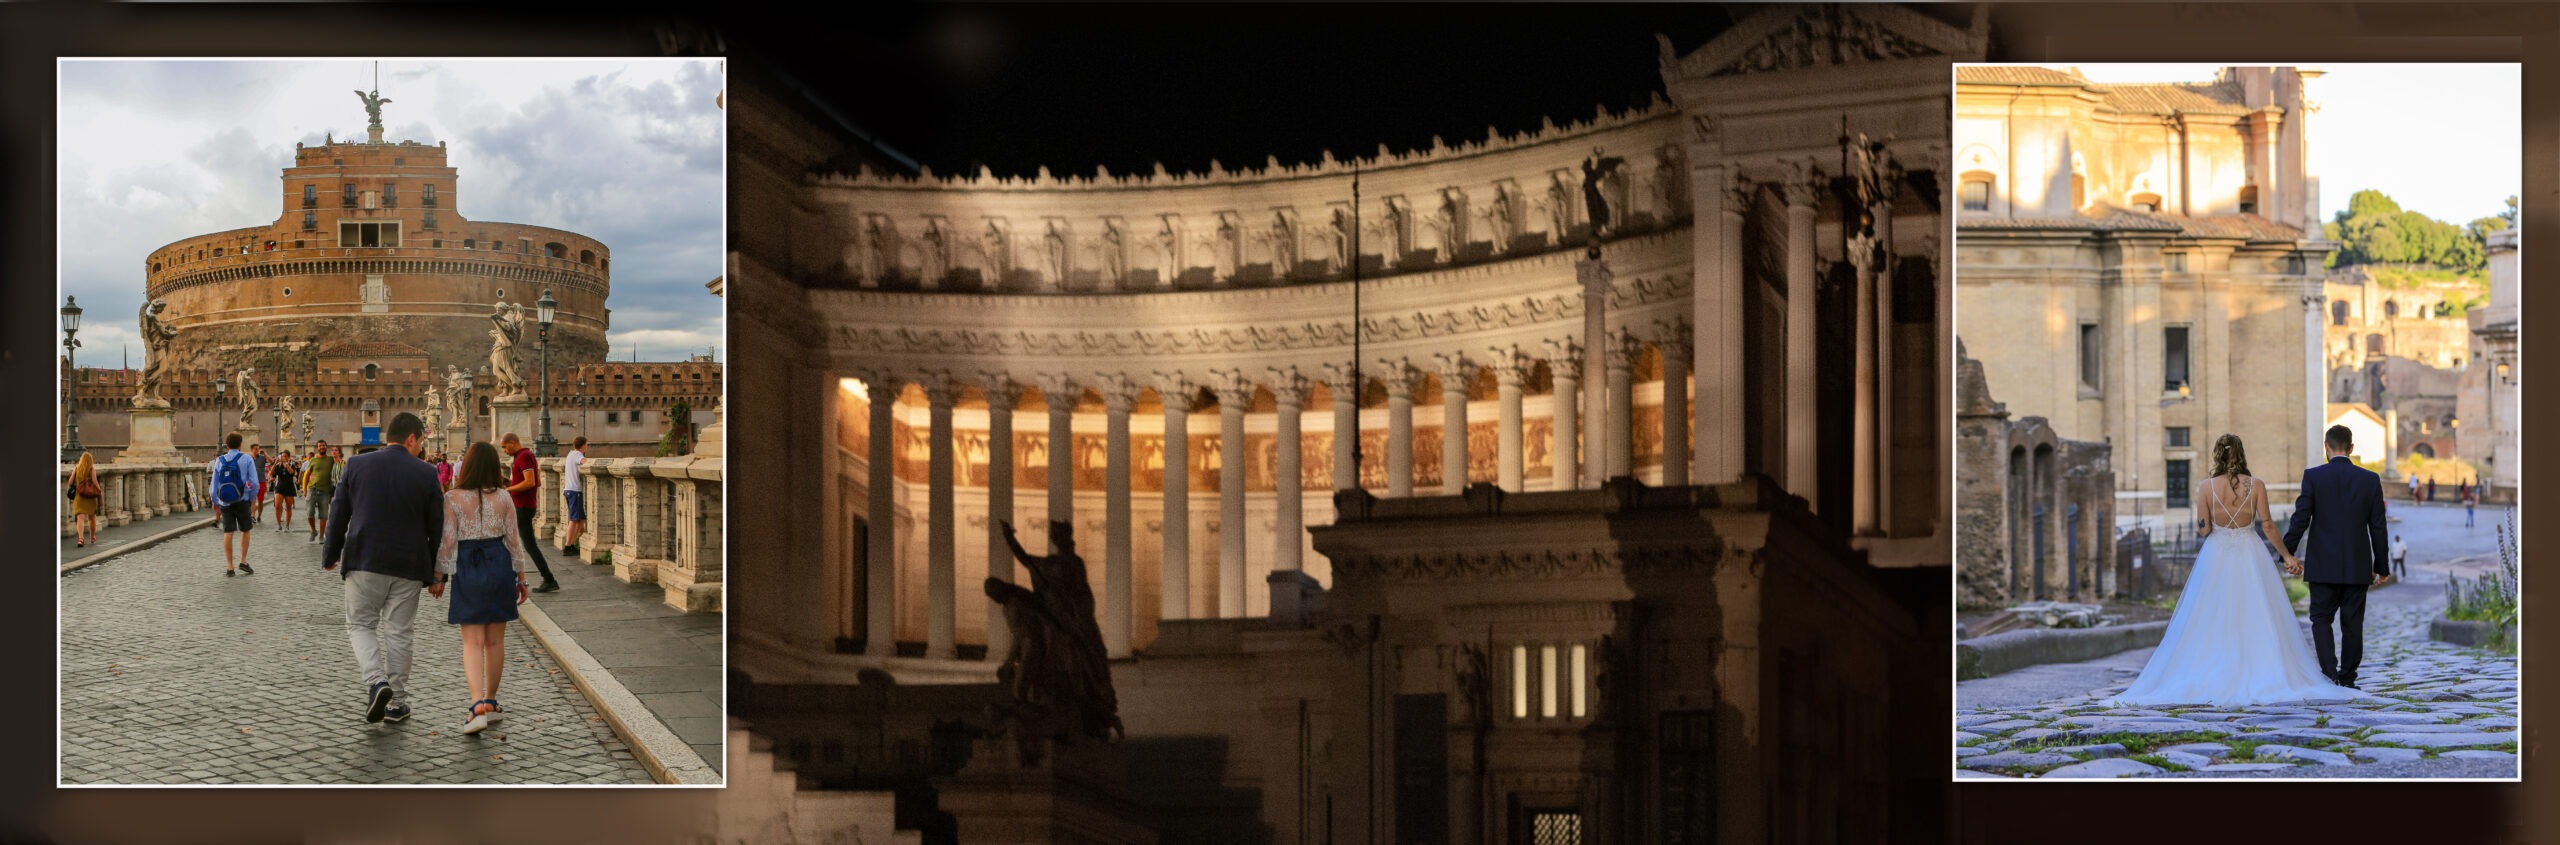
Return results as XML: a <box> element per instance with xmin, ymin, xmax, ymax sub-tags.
<box><xmin>2341</xmin><ymin>189</ymin><xmax>2402</xmax><ymax>222</ymax></box>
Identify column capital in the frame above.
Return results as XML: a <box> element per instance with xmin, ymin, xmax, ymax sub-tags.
<box><xmin>851</xmin><ymin>367</ymin><xmax>906</xmax><ymax>396</ymax></box>
<box><xmin>1486</xmin><ymin>345</ymin><xmax>1532</xmax><ymax>387</ymax></box>
<box><xmin>1722</xmin><ymin>169</ymin><xmax>1753</xmax><ymax>216</ymax></box>
<box><xmin>1095</xmin><ymin>372</ymin><xmax>1143</xmax><ymax>413</ymax></box>
<box><xmin>1541</xmin><ymin>338</ymin><xmax>1584</xmax><ymax>377</ymax></box>
<box><xmin>1780</xmin><ymin>157</ymin><xmax>1824</xmax><ymax>209</ymax></box>
<box><xmin>980</xmin><ymin>372</ymin><xmax>1027</xmax><ymax>411</ymax></box>
<box><xmin>1152</xmin><ymin>371</ymin><xmax>1207</xmax><ymax>412</ymax></box>
<box><xmin>916</xmin><ymin>370</ymin><xmax>961</xmax><ymax>408</ymax></box>
<box><xmin>1432</xmin><ymin>353</ymin><xmax>1477</xmax><ymax>396</ymax></box>
<box><xmin>1266</xmin><ymin>365</ymin><xmax>1312</xmax><ymax>407</ymax></box>
<box><xmin>1377</xmin><ymin>357</ymin><xmax>1424</xmax><ymax>400</ymax></box>
<box><xmin>1653</xmin><ymin>319</ymin><xmax>1694</xmax><ymax>362</ymax></box>
<box><xmin>1208</xmin><ymin>367</ymin><xmax>1256</xmax><ymax>408</ymax></box>
<box><xmin>1605</xmin><ymin>328</ymin><xmax>1642</xmax><ymax>373</ymax></box>
<box><xmin>1034</xmin><ymin>373</ymin><xmax>1080</xmax><ymax>409</ymax></box>
<box><xmin>1320</xmin><ymin>362</ymin><xmax>1364</xmax><ymax>404</ymax></box>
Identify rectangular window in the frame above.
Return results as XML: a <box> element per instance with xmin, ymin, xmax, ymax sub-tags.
<box><xmin>2163</xmin><ymin>325</ymin><xmax>2191</xmax><ymax>392</ymax></box>
<box><xmin>2166</xmin><ymin>426</ymin><xmax>2191</xmax><ymax>449</ymax></box>
<box><xmin>423</xmin><ymin>211</ymin><xmax>438</xmax><ymax>231</ymax></box>
<box><xmin>1569</xmin><ymin>644</ymin><xmax>1587</xmax><ymax>719</ymax></box>
<box><xmin>2166</xmin><ymin>459</ymin><xmax>2192</xmax><ymax>508</ymax></box>
<box><xmin>2167</xmin><ymin>252</ymin><xmax>2188</xmax><ymax>272</ymax></box>
<box><xmin>382</xmin><ymin>182</ymin><xmax>396</xmax><ymax>208</ymax></box>
<box><xmin>301</xmin><ymin>211</ymin><xmax>316</xmax><ymax>231</ymax></box>
<box><xmin>1540</xmin><ymin>644</ymin><xmax>1559</xmax><ymax>718</ymax></box>
<box><xmin>1960</xmin><ymin>180</ymin><xmax>1990</xmax><ymax>212</ymax></box>
<box><xmin>1530</xmin><ymin>811</ymin><xmax>1584</xmax><ymax>845</ymax></box>
<box><xmin>1659</xmin><ymin>710</ymin><xmax>1716</xmax><ymax>845</ymax></box>
<box><xmin>607</xmin><ymin>411</ymin><xmax>620</xmax><ymax>425</ymax></box>
<box><xmin>302</xmin><ymin>184</ymin><xmax>317</xmax><ymax>208</ymax></box>
<box><xmin>342</xmin><ymin>183</ymin><xmax>358</xmax><ymax>208</ymax></box>
<box><xmin>1510</xmin><ymin>644</ymin><xmax>1528</xmax><ymax>720</ymax></box>
<box><xmin>423</xmin><ymin>184</ymin><xmax>438</xmax><ymax>208</ymax></box>
<box><xmin>2078</xmin><ymin>324</ymin><xmax>2102</xmax><ymax>390</ymax></box>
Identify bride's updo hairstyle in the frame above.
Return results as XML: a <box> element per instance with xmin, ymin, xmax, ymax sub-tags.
<box><xmin>2210</xmin><ymin>433</ymin><xmax>2252</xmax><ymax>479</ymax></box>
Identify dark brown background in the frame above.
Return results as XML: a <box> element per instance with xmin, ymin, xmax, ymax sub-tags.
<box><xmin>2</xmin><ymin>3</ymin><xmax>2548</xmax><ymax>843</ymax></box>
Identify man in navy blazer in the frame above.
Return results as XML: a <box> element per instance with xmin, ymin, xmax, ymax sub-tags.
<box><xmin>323</xmin><ymin>412</ymin><xmax>444</xmax><ymax>724</ymax></box>
<box><xmin>2282</xmin><ymin>424</ymin><xmax>2393</xmax><ymax>689</ymax></box>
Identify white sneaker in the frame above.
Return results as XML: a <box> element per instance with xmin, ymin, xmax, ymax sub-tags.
<box><xmin>462</xmin><ymin>710</ymin><xmax>492</xmax><ymax>735</ymax></box>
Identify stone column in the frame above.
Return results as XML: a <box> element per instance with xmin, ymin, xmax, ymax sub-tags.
<box><xmin>922</xmin><ymin>371</ymin><xmax>961</xmax><ymax>659</ymax></box>
<box><xmin>1851</xmin><ymin>198</ymin><xmax>1880</xmax><ymax>535</ymax></box>
<box><xmin>1268</xmin><ymin>367</ymin><xmax>1309</xmax><ymax>574</ymax></box>
<box><xmin>1544</xmin><ymin>338</ymin><xmax>1583</xmax><ymax>491</ymax></box>
<box><xmin>1212</xmin><ymin>369</ymin><xmax>1252</xmax><ymax>618</ymax></box>
<box><xmin>1036</xmin><ymin>374</ymin><xmax>1078</xmax><ymax>552</ymax></box>
<box><xmin>861</xmin><ymin>372</ymin><xmax>902</xmax><ymax>656</ymax></box>
<box><xmin>1604</xmin><ymin>329</ymin><xmax>1638</xmax><ymax>479</ymax></box>
<box><xmin>1098</xmin><ymin>374</ymin><xmax>1140</xmax><ymax>658</ymax></box>
<box><xmin>1490</xmin><ymin>348</ymin><xmax>1528</xmax><ymax>492</ymax></box>
<box><xmin>1577</xmin><ymin>256</ymin><xmax>1613</xmax><ymax>487</ymax></box>
<box><xmin>1695</xmin><ymin>168</ymin><xmax>1749</xmax><ymax>486</ymax></box>
<box><xmin>1872</xmin><ymin>168</ymin><xmax>1898</xmax><ymax>534</ymax></box>
<box><xmin>1434</xmin><ymin>354</ymin><xmax>1476</xmax><ymax>494</ymax></box>
<box><xmin>2303</xmin><ymin>292</ymin><xmax>2326</xmax><ymax>472</ymax></box>
<box><xmin>981</xmin><ymin>373</ymin><xmax>1024</xmax><ymax>661</ymax></box>
<box><xmin>1322</xmin><ymin>364</ymin><xmax>1362</xmax><ymax>492</ymax></box>
<box><xmin>1152</xmin><ymin>372</ymin><xmax>1199</xmax><ymax>622</ymax></box>
<box><xmin>104</xmin><ymin>471</ymin><xmax>130</xmax><ymax>526</ymax></box>
<box><xmin>1656</xmin><ymin>322</ymin><xmax>1692</xmax><ymax>487</ymax></box>
<box><xmin>1782</xmin><ymin>160</ymin><xmax>1821</xmax><ymax>503</ymax></box>
<box><xmin>1381</xmin><ymin>358</ymin><xmax>1419</xmax><ymax>498</ymax></box>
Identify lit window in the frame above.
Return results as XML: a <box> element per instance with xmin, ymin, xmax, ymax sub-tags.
<box><xmin>1960</xmin><ymin>180</ymin><xmax>1990</xmax><ymax>212</ymax></box>
<box><xmin>1511</xmin><ymin>645</ymin><xmax>1528</xmax><ymax>719</ymax></box>
<box><xmin>1540</xmin><ymin>644</ymin><xmax>1558</xmax><ymax>718</ymax></box>
<box><xmin>1569</xmin><ymin>644</ymin><xmax>1587</xmax><ymax>718</ymax></box>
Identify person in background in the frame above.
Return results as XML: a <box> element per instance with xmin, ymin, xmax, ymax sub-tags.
<box><xmin>498</xmin><ymin>433</ymin><xmax>560</xmax><ymax>593</ymax></box>
<box><xmin>2464</xmin><ymin>484</ymin><xmax>2478</xmax><ymax>528</ymax></box>
<box><xmin>271</xmin><ymin>450</ymin><xmax>300</xmax><ymax>531</ymax></box>
<box><xmin>65</xmin><ymin>451</ymin><xmax>102</xmax><ymax>548</ymax></box>
<box><xmin>2390</xmin><ymin>533</ymin><xmax>2410</xmax><ymax>579</ymax></box>
<box><xmin>436</xmin><ymin>440</ymin><xmax>532</xmax><ymax>735</ymax></box>
<box><xmin>324</xmin><ymin>413</ymin><xmax>443</xmax><ymax>725</ymax></box>
<box><xmin>559</xmin><ymin>436</ymin><xmax>589</xmax><ymax>557</ymax></box>
<box><xmin>2426</xmin><ymin>477</ymin><xmax>2437</xmax><ymax>504</ymax></box>
<box><xmin>436</xmin><ymin>452</ymin><xmax>456</xmax><ymax>491</ymax></box>
<box><xmin>250</xmin><ymin>444</ymin><xmax>271</xmax><ymax>527</ymax></box>
<box><xmin>303</xmin><ymin>441</ymin><xmax>339</xmax><ymax>542</ymax></box>
<box><xmin>210</xmin><ymin>432</ymin><xmax>261</xmax><ymax>576</ymax></box>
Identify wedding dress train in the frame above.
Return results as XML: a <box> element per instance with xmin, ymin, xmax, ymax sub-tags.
<box><xmin>2110</xmin><ymin>476</ymin><xmax>2375</xmax><ymax>706</ymax></box>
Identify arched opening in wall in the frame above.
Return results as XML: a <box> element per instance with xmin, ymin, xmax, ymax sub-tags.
<box><xmin>2384</xmin><ymin>300</ymin><xmax>2400</xmax><ymax>319</ymax></box>
<box><xmin>545</xmin><ymin>242</ymin><xmax>567</xmax><ymax>259</ymax></box>
<box><xmin>363</xmin><ymin>363</ymin><xmax>379</xmax><ymax>381</ymax></box>
<box><xmin>2129</xmin><ymin>192</ymin><xmax>2163</xmax><ymax>213</ymax></box>
<box><xmin>1959</xmin><ymin>171</ymin><xmax>1994</xmax><ymax>212</ymax></box>
<box><xmin>599</xmin><ymin>258</ymin><xmax>609</xmax><ymax>273</ymax></box>
<box><xmin>2415</xmin><ymin>442</ymin><xmax>2437</xmax><ymax>459</ymax></box>
<box><xmin>2332</xmin><ymin>300</ymin><xmax>2350</xmax><ymax>326</ymax></box>
<box><xmin>150</xmin><ymin>263</ymin><xmax>159</xmax><ymax>273</ymax></box>
<box><xmin>2368</xmin><ymin>333</ymin><xmax>2387</xmax><ymax>356</ymax></box>
<box><xmin>2239</xmin><ymin>185</ymin><xmax>2260</xmax><ymax>215</ymax></box>
<box><xmin>580</xmin><ymin>249</ymin><xmax>594</xmax><ymax>265</ymax></box>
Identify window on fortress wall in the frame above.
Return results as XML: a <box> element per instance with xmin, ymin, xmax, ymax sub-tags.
<box><xmin>2163</xmin><ymin>325</ymin><xmax>2191</xmax><ymax>392</ymax></box>
<box><xmin>383</xmin><ymin>182</ymin><xmax>396</xmax><ymax>208</ymax></box>
<box><xmin>302</xmin><ymin>184</ymin><xmax>316</xmax><ymax>208</ymax></box>
<box><xmin>1960</xmin><ymin>177</ymin><xmax>1991</xmax><ymax>212</ymax></box>
<box><xmin>423</xmin><ymin>212</ymin><xmax>438</xmax><ymax>231</ymax></box>
<box><xmin>423</xmin><ymin>184</ymin><xmax>437</xmax><ymax>208</ymax></box>
<box><xmin>364</xmin><ymin>364</ymin><xmax>378</xmax><ymax>381</ymax></box>
<box><xmin>607</xmin><ymin>411</ymin><xmax>619</xmax><ymax>424</ymax></box>
<box><xmin>546</xmin><ymin>242</ymin><xmax>566</xmax><ymax>259</ymax></box>
<box><xmin>2166</xmin><ymin>426</ymin><xmax>2190</xmax><ymax>449</ymax></box>
<box><xmin>463</xmin><ymin>238</ymin><xmax>475</xmax><ymax>250</ymax></box>
<box><xmin>343</xmin><ymin>183</ymin><xmax>358</xmax><ymax>208</ymax></box>
<box><xmin>303</xmin><ymin>211</ymin><xmax>316</xmax><ymax>231</ymax></box>
<box><xmin>580</xmin><ymin>249</ymin><xmax>594</xmax><ymax>265</ymax></box>
<box><xmin>2239</xmin><ymin>186</ymin><xmax>2260</xmax><ymax>215</ymax></box>
<box><xmin>2384</xmin><ymin>300</ymin><xmax>2399</xmax><ymax>319</ymax></box>
<box><xmin>2079</xmin><ymin>324</ymin><xmax>2102</xmax><ymax>390</ymax></box>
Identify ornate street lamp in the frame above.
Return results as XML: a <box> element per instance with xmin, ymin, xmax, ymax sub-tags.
<box><xmin>535</xmin><ymin>288</ymin><xmax>559</xmax><ymax>457</ymax></box>
<box><xmin>60</xmin><ymin>296</ymin><xmax>84</xmax><ymax>462</ymax></box>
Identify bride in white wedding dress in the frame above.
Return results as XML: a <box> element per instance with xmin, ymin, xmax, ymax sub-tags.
<box><xmin>2111</xmin><ymin>434</ymin><xmax>2375</xmax><ymax>706</ymax></box>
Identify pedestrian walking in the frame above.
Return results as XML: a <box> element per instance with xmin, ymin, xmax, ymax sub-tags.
<box><xmin>559</xmin><ymin>436</ymin><xmax>589</xmax><ymax>557</ymax></box>
<box><xmin>323</xmin><ymin>413</ymin><xmax>443</xmax><ymax>725</ymax></box>
<box><xmin>303</xmin><ymin>441</ymin><xmax>339</xmax><ymax>542</ymax></box>
<box><xmin>250</xmin><ymin>444</ymin><xmax>271</xmax><ymax>527</ymax></box>
<box><xmin>499</xmin><ymin>433</ymin><xmax>561</xmax><ymax>593</ymax></box>
<box><xmin>436</xmin><ymin>441</ymin><xmax>532</xmax><ymax>735</ymax></box>
<box><xmin>2426</xmin><ymin>478</ymin><xmax>2437</xmax><ymax>503</ymax></box>
<box><xmin>2408</xmin><ymin>474</ymin><xmax>2420</xmax><ymax>501</ymax></box>
<box><xmin>2390</xmin><ymin>534</ymin><xmax>2409</xmax><ymax>579</ymax></box>
<box><xmin>436</xmin><ymin>453</ymin><xmax>455</xmax><ymax>491</ymax></box>
<box><xmin>271</xmin><ymin>451</ymin><xmax>299</xmax><ymax>531</ymax></box>
<box><xmin>2465</xmin><ymin>485</ymin><xmax>2477</xmax><ymax>528</ymax></box>
<box><xmin>65</xmin><ymin>451</ymin><xmax>102</xmax><ymax>547</ymax></box>
<box><xmin>209</xmin><ymin>433</ymin><xmax>261</xmax><ymax>576</ymax></box>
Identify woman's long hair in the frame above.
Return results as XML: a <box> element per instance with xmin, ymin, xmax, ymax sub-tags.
<box><xmin>453</xmin><ymin>441</ymin><xmax>507</xmax><ymax>492</ymax></box>
<box><xmin>71</xmin><ymin>452</ymin><xmax>94</xmax><ymax>484</ymax></box>
<box><xmin>2209</xmin><ymin>433</ymin><xmax>2252</xmax><ymax>479</ymax></box>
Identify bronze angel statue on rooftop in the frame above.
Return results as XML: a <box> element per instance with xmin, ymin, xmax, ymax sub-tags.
<box><xmin>354</xmin><ymin>89</ymin><xmax>391</xmax><ymax>127</ymax></box>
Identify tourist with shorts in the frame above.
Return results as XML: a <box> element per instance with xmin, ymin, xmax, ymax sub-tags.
<box><xmin>271</xmin><ymin>451</ymin><xmax>299</xmax><ymax>531</ymax></box>
<box><xmin>250</xmin><ymin>445</ymin><xmax>270</xmax><ymax>527</ymax></box>
<box><xmin>435</xmin><ymin>441</ymin><xmax>532</xmax><ymax>735</ymax></box>
<box><xmin>303</xmin><ymin>441</ymin><xmax>339</xmax><ymax>542</ymax></box>
<box><xmin>500</xmin><ymin>433</ymin><xmax>561</xmax><ymax>593</ymax></box>
<box><xmin>560</xmin><ymin>436</ymin><xmax>589</xmax><ymax>557</ymax></box>
<box><xmin>209</xmin><ymin>433</ymin><xmax>261</xmax><ymax>576</ymax></box>
<box><xmin>65</xmin><ymin>451</ymin><xmax>102</xmax><ymax>548</ymax></box>
<box><xmin>324</xmin><ymin>413</ymin><xmax>443</xmax><ymax>725</ymax></box>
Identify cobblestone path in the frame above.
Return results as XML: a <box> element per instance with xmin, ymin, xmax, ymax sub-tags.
<box><xmin>60</xmin><ymin>523</ymin><xmax>652</xmax><ymax>784</ymax></box>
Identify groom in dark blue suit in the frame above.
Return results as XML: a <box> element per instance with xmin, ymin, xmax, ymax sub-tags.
<box><xmin>2282</xmin><ymin>424</ymin><xmax>2393</xmax><ymax>689</ymax></box>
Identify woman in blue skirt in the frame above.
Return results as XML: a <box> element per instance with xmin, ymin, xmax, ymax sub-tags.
<box><xmin>434</xmin><ymin>441</ymin><xmax>531</xmax><ymax>735</ymax></box>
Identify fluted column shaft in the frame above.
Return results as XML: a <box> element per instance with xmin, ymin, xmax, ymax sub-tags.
<box><xmin>1271</xmin><ymin>370</ymin><xmax>1308</xmax><ymax>574</ymax></box>
<box><xmin>1326</xmin><ymin>366</ymin><xmax>1360</xmax><ymax>492</ymax></box>
<box><xmin>1783</xmin><ymin>167</ymin><xmax>1820</xmax><ymax>505</ymax></box>
<box><xmin>982</xmin><ymin>376</ymin><xmax>1021</xmax><ymax>661</ymax></box>
<box><xmin>1216</xmin><ymin>380</ymin><xmax>1250</xmax><ymax>618</ymax></box>
<box><xmin>1547</xmin><ymin>343</ymin><xmax>1582</xmax><ymax>491</ymax></box>
<box><xmin>1384</xmin><ymin>362</ymin><xmax>1416</xmax><ymax>498</ymax></box>
<box><xmin>1438</xmin><ymin>357</ymin><xmax>1475</xmax><ymax>494</ymax></box>
<box><xmin>1605</xmin><ymin>335</ymin><xmax>1636</xmax><ymax>479</ymax></box>
<box><xmin>1658</xmin><ymin>328</ymin><xmax>1692</xmax><ymax>487</ymax></box>
<box><xmin>1156</xmin><ymin>376</ymin><xmax>1197</xmax><ymax>621</ymax></box>
<box><xmin>1041</xmin><ymin>376</ymin><xmax>1076</xmax><ymax>552</ymax></box>
<box><xmin>1494</xmin><ymin>356</ymin><xmax>1526</xmax><ymax>492</ymax></box>
<box><xmin>863</xmin><ymin>375</ymin><xmax>901</xmax><ymax>656</ymax></box>
<box><xmin>923</xmin><ymin>375</ymin><xmax>958</xmax><ymax>659</ymax></box>
<box><xmin>1874</xmin><ymin>193</ymin><xmax>1897</xmax><ymax>534</ymax></box>
<box><xmin>1101</xmin><ymin>380</ymin><xmax>1137</xmax><ymax>658</ymax></box>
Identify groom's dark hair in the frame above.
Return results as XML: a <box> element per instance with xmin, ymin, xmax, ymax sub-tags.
<box><xmin>2325</xmin><ymin>424</ymin><xmax>2354</xmax><ymax>453</ymax></box>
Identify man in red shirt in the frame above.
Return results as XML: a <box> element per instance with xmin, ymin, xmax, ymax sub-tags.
<box><xmin>501</xmin><ymin>433</ymin><xmax>561</xmax><ymax>593</ymax></box>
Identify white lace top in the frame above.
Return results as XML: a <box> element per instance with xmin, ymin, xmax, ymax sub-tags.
<box><xmin>436</xmin><ymin>488</ymin><xmax>529</xmax><ymax>576</ymax></box>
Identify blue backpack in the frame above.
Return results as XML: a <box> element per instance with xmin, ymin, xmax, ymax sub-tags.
<box><xmin>212</xmin><ymin>452</ymin><xmax>252</xmax><ymax>506</ymax></box>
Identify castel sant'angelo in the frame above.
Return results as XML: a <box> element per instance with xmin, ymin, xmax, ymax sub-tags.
<box><xmin>142</xmin><ymin>91</ymin><xmax>609</xmax><ymax>376</ymax></box>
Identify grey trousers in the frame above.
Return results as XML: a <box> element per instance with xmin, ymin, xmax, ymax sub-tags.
<box><xmin>344</xmin><ymin>571</ymin><xmax>424</xmax><ymax>699</ymax></box>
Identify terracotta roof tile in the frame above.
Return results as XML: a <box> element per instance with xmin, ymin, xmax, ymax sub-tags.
<box><xmin>1955</xmin><ymin>65</ymin><xmax>2088</xmax><ymax>86</ymax></box>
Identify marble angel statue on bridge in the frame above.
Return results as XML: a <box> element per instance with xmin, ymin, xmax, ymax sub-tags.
<box><xmin>488</xmin><ymin>301</ymin><xmax>527</xmax><ymax>400</ymax></box>
<box><xmin>133</xmin><ymin>299</ymin><xmax>178</xmax><ymax>408</ymax></box>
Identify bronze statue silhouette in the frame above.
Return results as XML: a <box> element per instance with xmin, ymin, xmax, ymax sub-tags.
<box><xmin>354</xmin><ymin>89</ymin><xmax>392</xmax><ymax>128</ymax></box>
<box><xmin>987</xmin><ymin>520</ymin><xmax>1124</xmax><ymax>765</ymax></box>
<box><xmin>1581</xmin><ymin>146</ymin><xmax>1627</xmax><ymax>244</ymax></box>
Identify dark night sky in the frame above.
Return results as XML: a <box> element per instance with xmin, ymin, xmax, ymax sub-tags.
<box><xmin>726</xmin><ymin>4</ymin><xmax>1747</xmax><ymax>178</ymax></box>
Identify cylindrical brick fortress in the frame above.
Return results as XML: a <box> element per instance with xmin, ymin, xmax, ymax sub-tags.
<box><xmin>144</xmin><ymin>136</ymin><xmax>609</xmax><ymax>376</ymax></box>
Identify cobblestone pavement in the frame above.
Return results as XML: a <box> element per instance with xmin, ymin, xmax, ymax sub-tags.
<box><xmin>1956</xmin><ymin>505</ymin><xmax>2519</xmax><ymax>780</ymax></box>
<box><xmin>60</xmin><ymin>522</ymin><xmax>652</xmax><ymax>784</ymax></box>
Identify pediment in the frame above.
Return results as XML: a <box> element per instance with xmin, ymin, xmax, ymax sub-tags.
<box><xmin>1659</xmin><ymin>3</ymin><xmax>1988</xmax><ymax>82</ymax></box>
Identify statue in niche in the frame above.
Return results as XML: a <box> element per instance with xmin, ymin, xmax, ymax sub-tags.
<box><xmin>1154</xmin><ymin>219</ymin><xmax>1181</xmax><ymax>276</ymax></box>
<box><xmin>982</xmin><ymin>220</ymin><xmax>1013</xmax><ymax>281</ymax></box>
<box><xmin>862</xmin><ymin>216</ymin><xmax>892</xmax><ymax>282</ymax></box>
<box><xmin>1376</xmin><ymin>201</ymin><xmax>1407</xmax><ymax>262</ymax></box>
<box><xmin>987</xmin><ymin>520</ymin><xmax>1125</xmax><ymax>766</ymax></box>
<box><xmin>919</xmin><ymin>220</ymin><xmax>950</xmax><ymax>283</ymax></box>
<box><xmin>1582</xmin><ymin>146</ymin><xmax>1628</xmax><ymax>244</ymax></box>
<box><xmin>132</xmin><ymin>299</ymin><xmax>179</xmax><ymax>408</ymax></box>
<box><xmin>1453</xmin><ymin>642</ymin><xmax>1490</xmax><ymax>725</ymax></box>
<box><xmin>1546</xmin><ymin>175</ymin><xmax>1572</xmax><ymax>240</ymax></box>
<box><xmin>1434</xmin><ymin>191</ymin><xmax>1462</xmax><ymax>259</ymax></box>
<box><xmin>1329</xmin><ymin>207</ymin><xmax>1353</xmax><ymax>273</ymax></box>
<box><xmin>1269</xmin><ymin>212</ymin><xmax>1298</xmax><ymax>276</ymax></box>
<box><xmin>1042</xmin><ymin>221</ymin><xmax>1069</xmax><ymax>286</ymax></box>
<box><xmin>1099</xmin><ymin>221</ymin><xmax>1126</xmax><ymax>287</ymax></box>
<box><xmin>1486</xmin><ymin>187</ymin><xmax>1517</xmax><ymax>250</ymax></box>
<box><xmin>1212</xmin><ymin>217</ymin><xmax>1239</xmax><ymax>280</ymax></box>
<box><xmin>234</xmin><ymin>368</ymin><xmax>260</xmax><ymax>429</ymax></box>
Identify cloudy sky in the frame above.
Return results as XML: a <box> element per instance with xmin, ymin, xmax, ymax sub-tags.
<box><xmin>2069</xmin><ymin>63</ymin><xmax>2520</xmax><ymax>225</ymax></box>
<box><xmin>57</xmin><ymin>58</ymin><xmax>724</xmax><ymax>365</ymax></box>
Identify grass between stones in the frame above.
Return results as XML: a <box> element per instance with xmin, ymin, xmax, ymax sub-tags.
<box><xmin>2008</xmin><ymin>730</ymin><xmax>2223</xmax><ymax>757</ymax></box>
<box><xmin>2130</xmin><ymin>753</ymin><xmax>2191</xmax><ymax>773</ymax></box>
